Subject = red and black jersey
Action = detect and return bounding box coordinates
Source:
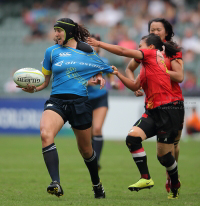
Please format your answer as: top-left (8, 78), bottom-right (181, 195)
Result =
top-left (161, 51), bottom-right (184, 101)
top-left (139, 49), bottom-right (175, 109)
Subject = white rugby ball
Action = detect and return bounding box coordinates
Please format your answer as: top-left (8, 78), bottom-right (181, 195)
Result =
top-left (13, 68), bottom-right (45, 88)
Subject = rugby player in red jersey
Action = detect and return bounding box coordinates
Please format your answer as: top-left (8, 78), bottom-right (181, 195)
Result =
top-left (87, 33), bottom-right (182, 199)
top-left (126, 18), bottom-right (184, 194)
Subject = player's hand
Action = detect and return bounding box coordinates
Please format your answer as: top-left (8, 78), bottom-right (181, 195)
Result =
top-left (111, 65), bottom-right (119, 76)
top-left (87, 37), bottom-right (100, 47)
top-left (16, 84), bottom-right (36, 93)
top-left (91, 73), bottom-right (105, 89)
top-left (134, 87), bottom-right (144, 97)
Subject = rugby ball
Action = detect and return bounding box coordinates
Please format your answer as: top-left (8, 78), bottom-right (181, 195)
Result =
top-left (13, 68), bottom-right (45, 88)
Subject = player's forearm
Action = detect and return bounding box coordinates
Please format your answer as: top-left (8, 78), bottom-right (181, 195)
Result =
top-left (34, 81), bottom-right (49, 92)
top-left (116, 72), bottom-right (140, 91)
top-left (98, 41), bottom-right (142, 59)
top-left (34, 75), bottom-right (50, 92)
top-left (125, 67), bottom-right (135, 81)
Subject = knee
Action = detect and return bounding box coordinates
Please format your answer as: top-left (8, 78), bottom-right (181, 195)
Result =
top-left (174, 142), bottom-right (180, 150)
top-left (125, 135), bottom-right (142, 151)
top-left (157, 152), bottom-right (174, 167)
top-left (92, 126), bottom-right (102, 136)
top-left (78, 145), bottom-right (93, 159)
top-left (40, 128), bottom-right (53, 143)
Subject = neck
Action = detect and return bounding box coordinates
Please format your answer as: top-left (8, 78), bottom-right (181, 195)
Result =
top-left (64, 38), bottom-right (77, 48)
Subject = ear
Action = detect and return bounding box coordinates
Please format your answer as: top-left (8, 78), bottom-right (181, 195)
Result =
top-left (149, 44), bottom-right (155, 49)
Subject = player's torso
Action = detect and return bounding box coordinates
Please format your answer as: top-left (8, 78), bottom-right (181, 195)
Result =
top-left (140, 49), bottom-right (174, 109)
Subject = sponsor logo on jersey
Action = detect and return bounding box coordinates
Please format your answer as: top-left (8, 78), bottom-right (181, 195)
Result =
top-left (55, 61), bottom-right (64, 66)
top-left (59, 52), bottom-right (71, 57)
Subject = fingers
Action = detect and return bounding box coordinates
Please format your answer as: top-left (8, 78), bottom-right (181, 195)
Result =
top-left (134, 90), bottom-right (144, 97)
top-left (99, 78), bottom-right (105, 89)
top-left (87, 37), bottom-right (98, 47)
top-left (111, 65), bottom-right (118, 75)
top-left (21, 84), bottom-right (36, 93)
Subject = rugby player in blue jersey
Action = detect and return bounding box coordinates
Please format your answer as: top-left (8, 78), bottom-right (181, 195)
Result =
top-left (88, 34), bottom-right (119, 171)
top-left (19, 18), bottom-right (113, 199)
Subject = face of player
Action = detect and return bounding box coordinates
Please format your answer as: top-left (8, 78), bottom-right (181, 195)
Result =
top-left (54, 28), bottom-right (65, 45)
top-left (149, 22), bottom-right (167, 42)
top-left (139, 39), bottom-right (155, 50)
top-left (139, 39), bottom-right (148, 49)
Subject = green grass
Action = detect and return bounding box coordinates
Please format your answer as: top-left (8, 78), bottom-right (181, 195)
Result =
top-left (0, 136), bottom-right (199, 206)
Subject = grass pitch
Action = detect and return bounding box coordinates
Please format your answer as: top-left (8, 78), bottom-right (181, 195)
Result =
top-left (0, 135), bottom-right (199, 206)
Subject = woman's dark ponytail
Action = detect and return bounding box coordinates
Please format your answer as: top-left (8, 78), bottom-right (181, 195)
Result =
top-left (163, 41), bottom-right (181, 58)
top-left (74, 24), bottom-right (90, 42)
top-left (143, 34), bottom-right (181, 58)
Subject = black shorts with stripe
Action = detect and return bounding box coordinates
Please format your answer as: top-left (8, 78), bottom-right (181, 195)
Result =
top-left (44, 96), bottom-right (92, 130)
top-left (134, 101), bottom-right (184, 144)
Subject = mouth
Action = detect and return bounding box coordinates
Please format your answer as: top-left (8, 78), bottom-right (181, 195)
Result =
top-left (55, 37), bottom-right (62, 44)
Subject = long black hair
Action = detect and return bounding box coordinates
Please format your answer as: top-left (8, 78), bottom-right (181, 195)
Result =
top-left (148, 18), bottom-right (174, 41)
top-left (74, 22), bottom-right (91, 42)
top-left (142, 33), bottom-right (181, 58)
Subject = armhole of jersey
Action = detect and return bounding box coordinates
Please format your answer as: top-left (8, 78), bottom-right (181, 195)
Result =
top-left (170, 57), bottom-right (182, 62)
top-left (139, 50), bottom-right (144, 60)
top-left (134, 59), bottom-right (141, 64)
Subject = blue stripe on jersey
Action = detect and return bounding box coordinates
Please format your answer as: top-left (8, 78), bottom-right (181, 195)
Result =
top-left (42, 44), bottom-right (113, 96)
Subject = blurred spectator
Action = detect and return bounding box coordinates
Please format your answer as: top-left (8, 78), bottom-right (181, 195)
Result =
top-left (148, 0), bottom-right (165, 17)
top-left (107, 22), bottom-right (128, 44)
top-left (186, 107), bottom-right (200, 135)
top-left (180, 70), bottom-right (197, 91)
top-left (183, 50), bottom-right (197, 72)
top-left (22, 2), bottom-right (49, 43)
top-left (56, 2), bottom-right (81, 24)
top-left (93, 3), bottom-right (124, 26)
top-left (181, 27), bottom-right (200, 53)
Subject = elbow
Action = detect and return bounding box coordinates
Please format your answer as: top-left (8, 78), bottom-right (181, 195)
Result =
top-left (178, 74), bottom-right (184, 83)
top-left (178, 78), bottom-right (183, 83)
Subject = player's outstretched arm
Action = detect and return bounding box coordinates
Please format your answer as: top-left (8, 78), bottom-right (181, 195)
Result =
top-left (87, 37), bottom-right (143, 59)
top-left (112, 66), bottom-right (140, 92)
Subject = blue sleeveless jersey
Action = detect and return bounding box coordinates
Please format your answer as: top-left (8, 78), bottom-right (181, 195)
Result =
top-left (42, 44), bottom-right (113, 96)
top-left (87, 57), bottom-right (110, 100)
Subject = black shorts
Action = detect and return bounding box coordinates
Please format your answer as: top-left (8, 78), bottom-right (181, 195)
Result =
top-left (89, 93), bottom-right (108, 111)
top-left (44, 96), bottom-right (92, 130)
top-left (134, 101), bottom-right (182, 144)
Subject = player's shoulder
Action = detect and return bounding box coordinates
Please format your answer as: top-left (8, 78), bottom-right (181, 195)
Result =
top-left (46, 44), bottom-right (61, 52)
top-left (77, 41), bottom-right (93, 53)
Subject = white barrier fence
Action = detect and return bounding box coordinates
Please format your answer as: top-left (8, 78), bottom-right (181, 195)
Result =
top-left (103, 96), bottom-right (199, 140)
